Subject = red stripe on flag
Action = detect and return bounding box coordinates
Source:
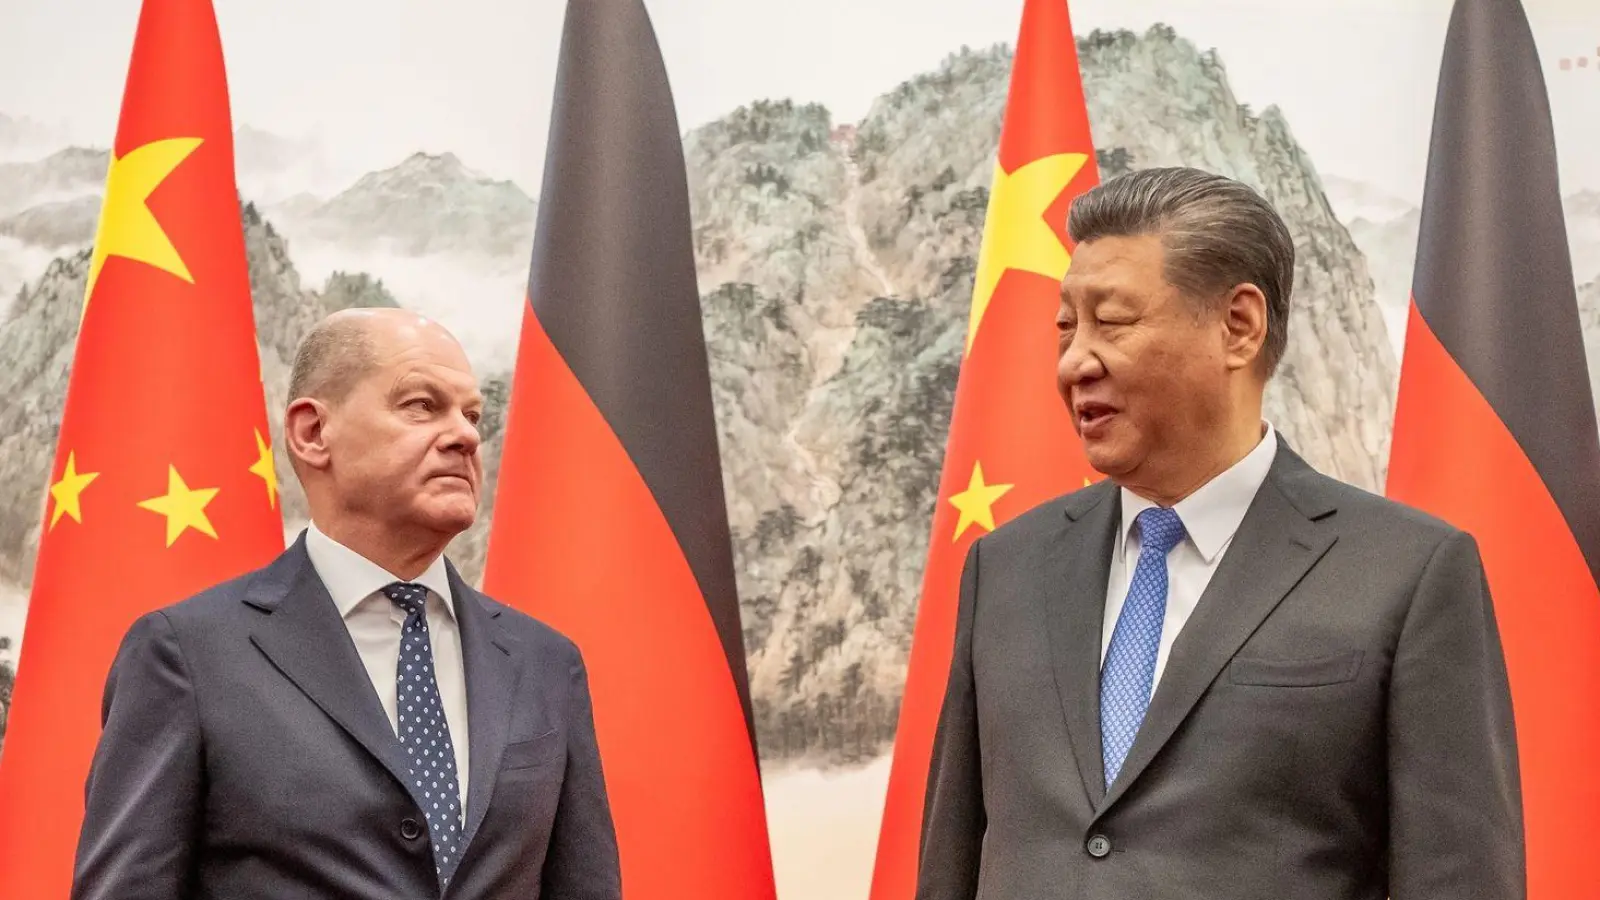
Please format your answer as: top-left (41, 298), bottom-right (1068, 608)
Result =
top-left (482, 305), bottom-right (775, 900)
top-left (1388, 299), bottom-right (1600, 896)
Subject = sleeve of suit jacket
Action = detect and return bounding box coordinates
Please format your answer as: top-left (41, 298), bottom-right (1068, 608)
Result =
top-left (541, 648), bottom-right (623, 900)
top-left (915, 539), bottom-right (986, 900)
top-left (1387, 529), bottom-right (1526, 898)
top-left (71, 611), bottom-right (203, 900)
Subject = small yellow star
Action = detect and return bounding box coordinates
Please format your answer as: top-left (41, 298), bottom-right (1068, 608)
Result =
top-left (248, 428), bottom-right (278, 509)
top-left (968, 152), bottom-right (1088, 352)
top-left (48, 452), bottom-right (100, 530)
top-left (84, 137), bottom-right (204, 315)
top-left (949, 460), bottom-right (1014, 541)
top-left (136, 465), bottom-right (219, 547)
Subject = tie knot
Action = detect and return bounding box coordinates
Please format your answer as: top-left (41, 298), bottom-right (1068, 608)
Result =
top-left (381, 581), bottom-right (429, 617)
top-left (1136, 506), bottom-right (1185, 554)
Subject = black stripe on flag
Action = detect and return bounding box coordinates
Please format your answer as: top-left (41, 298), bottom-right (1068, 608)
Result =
top-left (1410, 0), bottom-right (1600, 583)
top-left (525, 0), bottom-right (757, 749)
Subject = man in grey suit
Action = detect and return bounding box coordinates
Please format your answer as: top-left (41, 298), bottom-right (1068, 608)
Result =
top-left (71, 308), bottom-right (621, 899)
top-left (915, 167), bottom-right (1525, 899)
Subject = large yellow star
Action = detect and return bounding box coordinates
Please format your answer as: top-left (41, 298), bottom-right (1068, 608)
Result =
top-left (48, 452), bottom-right (100, 530)
top-left (249, 428), bottom-right (278, 509)
top-left (136, 465), bottom-right (219, 547)
top-left (84, 137), bottom-right (204, 312)
top-left (968, 152), bottom-right (1088, 353)
top-left (949, 460), bottom-right (1014, 541)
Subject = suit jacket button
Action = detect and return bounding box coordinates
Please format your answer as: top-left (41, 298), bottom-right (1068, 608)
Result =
top-left (1086, 834), bottom-right (1112, 858)
top-left (400, 818), bottom-right (422, 840)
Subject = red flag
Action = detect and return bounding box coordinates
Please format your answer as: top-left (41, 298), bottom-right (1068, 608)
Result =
top-left (0, 1), bottom-right (284, 893)
top-left (867, 2), bottom-right (1101, 898)
top-left (1385, 0), bottom-right (1600, 895)
top-left (480, 0), bottom-right (776, 897)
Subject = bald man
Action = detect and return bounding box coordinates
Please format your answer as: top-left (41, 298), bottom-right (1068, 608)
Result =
top-left (72, 310), bottom-right (621, 900)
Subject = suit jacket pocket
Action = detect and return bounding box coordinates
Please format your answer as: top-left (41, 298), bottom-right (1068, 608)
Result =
top-left (1227, 650), bottom-right (1363, 687)
top-left (502, 729), bottom-right (561, 771)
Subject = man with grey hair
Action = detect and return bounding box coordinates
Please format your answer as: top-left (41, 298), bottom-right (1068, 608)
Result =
top-left (915, 167), bottom-right (1524, 899)
top-left (72, 308), bottom-right (622, 899)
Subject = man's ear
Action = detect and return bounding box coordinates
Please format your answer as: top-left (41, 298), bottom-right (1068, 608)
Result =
top-left (284, 397), bottom-right (333, 471)
top-left (1220, 282), bottom-right (1269, 373)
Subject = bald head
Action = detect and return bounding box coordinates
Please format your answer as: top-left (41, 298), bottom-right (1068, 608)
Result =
top-left (283, 307), bottom-right (484, 574)
top-left (288, 308), bottom-right (466, 406)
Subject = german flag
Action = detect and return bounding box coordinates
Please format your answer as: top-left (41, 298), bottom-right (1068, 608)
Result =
top-left (478, 0), bottom-right (776, 897)
top-left (0, 0), bottom-right (284, 893)
top-left (1385, 0), bottom-right (1600, 895)
top-left (867, 1), bottom-right (1101, 898)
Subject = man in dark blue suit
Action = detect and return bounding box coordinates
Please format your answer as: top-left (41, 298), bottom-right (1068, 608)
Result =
top-left (71, 308), bottom-right (621, 899)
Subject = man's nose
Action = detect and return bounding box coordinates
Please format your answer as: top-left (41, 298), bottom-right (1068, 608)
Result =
top-left (443, 410), bottom-right (481, 454)
top-left (1058, 329), bottom-right (1104, 385)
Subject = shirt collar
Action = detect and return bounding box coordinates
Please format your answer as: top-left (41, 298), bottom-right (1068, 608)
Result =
top-left (1115, 422), bottom-right (1279, 564)
top-left (304, 521), bottom-right (455, 620)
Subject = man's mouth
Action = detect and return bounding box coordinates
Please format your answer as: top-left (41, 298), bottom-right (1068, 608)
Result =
top-left (1074, 401), bottom-right (1117, 434)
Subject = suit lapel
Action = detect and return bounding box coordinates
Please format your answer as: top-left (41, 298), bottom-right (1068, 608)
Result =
top-left (245, 536), bottom-right (418, 798)
top-left (449, 563), bottom-right (522, 859)
top-left (1044, 482), bottom-right (1120, 808)
top-left (1096, 446), bottom-right (1338, 813)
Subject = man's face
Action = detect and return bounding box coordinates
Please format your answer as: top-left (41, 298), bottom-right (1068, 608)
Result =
top-left (323, 321), bottom-right (485, 539)
top-left (1055, 233), bottom-right (1233, 485)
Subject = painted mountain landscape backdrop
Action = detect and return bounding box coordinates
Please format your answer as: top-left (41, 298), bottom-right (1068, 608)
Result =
top-left (1, 24), bottom-right (1598, 770)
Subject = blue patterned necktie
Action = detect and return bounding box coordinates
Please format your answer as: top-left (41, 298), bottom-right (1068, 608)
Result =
top-left (383, 581), bottom-right (464, 887)
top-left (1100, 506), bottom-right (1186, 789)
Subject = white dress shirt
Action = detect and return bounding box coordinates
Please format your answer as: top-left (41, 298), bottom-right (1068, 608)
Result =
top-left (1100, 423), bottom-right (1279, 688)
top-left (304, 522), bottom-right (470, 809)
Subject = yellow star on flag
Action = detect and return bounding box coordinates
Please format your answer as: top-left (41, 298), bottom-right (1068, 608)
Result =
top-left (249, 428), bottom-right (278, 509)
top-left (84, 137), bottom-right (204, 312)
top-left (48, 452), bottom-right (99, 530)
top-left (137, 464), bottom-right (220, 547)
top-left (949, 460), bottom-right (1014, 541)
top-left (968, 152), bottom-right (1088, 353)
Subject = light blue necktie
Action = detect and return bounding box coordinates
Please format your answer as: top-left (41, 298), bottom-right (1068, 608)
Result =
top-left (1100, 507), bottom-right (1186, 789)
top-left (384, 581), bottom-right (464, 887)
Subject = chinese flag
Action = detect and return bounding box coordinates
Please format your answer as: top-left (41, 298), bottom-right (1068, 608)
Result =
top-left (1385, 0), bottom-right (1600, 896)
top-left (867, 1), bottom-right (1101, 898)
top-left (0, 1), bottom-right (284, 893)
top-left (479, 0), bottom-right (776, 898)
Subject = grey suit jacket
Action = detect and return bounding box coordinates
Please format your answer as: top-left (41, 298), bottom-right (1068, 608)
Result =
top-left (916, 437), bottom-right (1525, 900)
top-left (71, 533), bottom-right (621, 900)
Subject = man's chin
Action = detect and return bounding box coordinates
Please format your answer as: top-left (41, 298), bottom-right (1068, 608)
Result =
top-left (1082, 442), bottom-right (1131, 480)
top-left (416, 501), bottom-right (478, 536)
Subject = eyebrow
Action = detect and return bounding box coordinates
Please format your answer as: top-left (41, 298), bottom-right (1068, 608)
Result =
top-left (392, 377), bottom-right (484, 408)
top-left (1060, 281), bottom-right (1119, 302)
top-left (389, 375), bottom-right (436, 398)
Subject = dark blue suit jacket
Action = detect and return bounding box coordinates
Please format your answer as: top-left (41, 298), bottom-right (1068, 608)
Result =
top-left (71, 532), bottom-right (621, 899)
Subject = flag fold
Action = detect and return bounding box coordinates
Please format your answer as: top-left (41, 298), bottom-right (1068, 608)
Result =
top-left (480, 1), bottom-right (776, 897)
top-left (868, 2), bottom-right (1102, 898)
top-left (0, 1), bottom-right (284, 893)
top-left (1386, 0), bottom-right (1600, 895)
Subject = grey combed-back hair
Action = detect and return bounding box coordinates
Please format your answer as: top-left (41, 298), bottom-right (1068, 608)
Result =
top-left (1066, 166), bottom-right (1295, 375)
